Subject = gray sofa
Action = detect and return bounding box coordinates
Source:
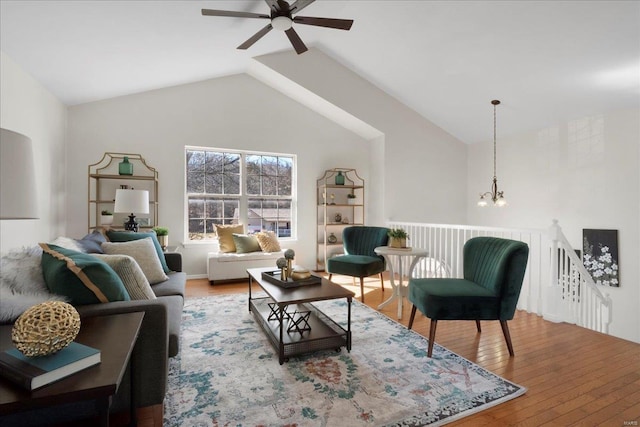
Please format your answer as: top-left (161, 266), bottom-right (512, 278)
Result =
top-left (0, 251), bottom-right (186, 425)
top-left (75, 252), bottom-right (186, 409)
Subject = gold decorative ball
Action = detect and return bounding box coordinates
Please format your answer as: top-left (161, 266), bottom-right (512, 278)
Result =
top-left (12, 301), bottom-right (81, 357)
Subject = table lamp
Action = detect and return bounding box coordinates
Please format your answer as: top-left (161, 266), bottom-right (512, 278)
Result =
top-left (114, 189), bottom-right (149, 232)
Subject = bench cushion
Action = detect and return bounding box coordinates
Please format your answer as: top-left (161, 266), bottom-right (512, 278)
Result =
top-left (207, 250), bottom-right (285, 283)
top-left (214, 251), bottom-right (282, 262)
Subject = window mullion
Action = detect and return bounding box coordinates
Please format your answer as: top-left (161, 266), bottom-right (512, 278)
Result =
top-left (238, 153), bottom-right (248, 227)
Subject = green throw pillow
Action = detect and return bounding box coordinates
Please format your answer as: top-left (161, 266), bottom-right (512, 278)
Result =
top-left (232, 234), bottom-right (261, 254)
top-left (106, 230), bottom-right (170, 273)
top-left (39, 243), bottom-right (130, 305)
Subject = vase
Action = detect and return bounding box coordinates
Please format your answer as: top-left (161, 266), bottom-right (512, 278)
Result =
top-left (335, 171), bottom-right (345, 185)
top-left (347, 198), bottom-right (357, 205)
top-left (119, 157), bottom-right (133, 175)
top-left (334, 213), bottom-right (342, 223)
top-left (157, 235), bottom-right (168, 250)
top-left (100, 215), bottom-right (114, 226)
top-left (389, 237), bottom-right (407, 248)
top-left (328, 232), bottom-right (338, 244)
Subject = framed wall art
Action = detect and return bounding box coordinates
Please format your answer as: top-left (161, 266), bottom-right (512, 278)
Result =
top-left (582, 229), bottom-right (619, 287)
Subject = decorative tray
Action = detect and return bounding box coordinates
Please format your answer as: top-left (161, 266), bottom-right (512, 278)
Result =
top-left (261, 271), bottom-right (322, 288)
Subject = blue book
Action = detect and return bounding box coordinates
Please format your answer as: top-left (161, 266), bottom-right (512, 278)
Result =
top-left (0, 342), bottom-right (101, 390)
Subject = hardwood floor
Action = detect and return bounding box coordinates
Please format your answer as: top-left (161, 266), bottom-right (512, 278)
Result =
top-left (133, 275), bottom-right (640, 427)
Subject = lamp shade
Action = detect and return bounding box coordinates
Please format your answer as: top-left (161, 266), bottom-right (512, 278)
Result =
top-left (477, 196), bottom-right (489, 207)
top-left (0, 128), bottom-right (39, 219)
top-left (114, 189), bottom-right (149, 214)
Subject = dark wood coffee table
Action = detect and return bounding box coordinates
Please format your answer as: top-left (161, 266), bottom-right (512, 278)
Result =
top-left (247, 267), bottom-right (355, 364)
top-left (0, 312), bottom-right (144, 427)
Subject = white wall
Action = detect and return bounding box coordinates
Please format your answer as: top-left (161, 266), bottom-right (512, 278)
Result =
top-left (0, 51), bottom-right (67, 252)
top-left (254, 49), bottom-right (468, 225)
top-left (66, 74), bottom-right (371, 275)
top-left (467, 108), bottom-right (640, 343)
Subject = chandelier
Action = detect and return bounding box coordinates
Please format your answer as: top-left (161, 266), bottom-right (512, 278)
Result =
top-left (478, 100), bottom-right (507, 207)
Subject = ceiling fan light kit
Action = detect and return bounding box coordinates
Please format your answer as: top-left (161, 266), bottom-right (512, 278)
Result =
top-left (478, 100), bottom-right (507, 207)
top-left (202, 0), bottom-right (354, 55)
top-left (271, 16), bottom-right (293, 31)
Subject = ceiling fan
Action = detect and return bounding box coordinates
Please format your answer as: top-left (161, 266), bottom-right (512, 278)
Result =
top-left (202, 0), bottom-right (354, 54)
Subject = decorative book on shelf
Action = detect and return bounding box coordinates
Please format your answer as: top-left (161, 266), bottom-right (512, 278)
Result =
top-left (0, 342), bottom-right (101, 390)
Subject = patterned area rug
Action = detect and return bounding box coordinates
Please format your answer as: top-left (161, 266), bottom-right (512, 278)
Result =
top-left (165, 294), bottom-right (526, 426)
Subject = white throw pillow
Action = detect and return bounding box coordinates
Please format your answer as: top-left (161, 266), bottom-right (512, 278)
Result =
top-left (50, 236), bottom-right (85, 253)
top-left (0, 245), bottom-right (68, 322)
top-left (0, 245), bottom-right (48, 294)
top-left (91, 254), bottom-right (156, 300)
top-left (0, 287), bottom-right (68, 323)
top-left (101, 238), bottom-right (169, 285)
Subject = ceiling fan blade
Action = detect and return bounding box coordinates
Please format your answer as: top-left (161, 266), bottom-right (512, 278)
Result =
top-left (290, 0), bottom-right (316, 15)
top-left (285, 28), bottom-right (308, 54)
top-left (293, 16), bottom-right (353, 30)
top-left (237, 24), bottom-right (274, 50)
top-left (201, 9), bottom-right (270, 19)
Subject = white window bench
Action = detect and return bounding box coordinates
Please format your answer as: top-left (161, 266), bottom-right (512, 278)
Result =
top-left (207, 250), bottom-right (285, 285)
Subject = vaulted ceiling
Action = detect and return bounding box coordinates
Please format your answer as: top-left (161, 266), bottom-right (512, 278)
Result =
top-left (1, 1), bottom-right (638, 144)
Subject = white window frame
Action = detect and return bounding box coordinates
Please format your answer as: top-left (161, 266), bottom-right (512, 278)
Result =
top-left (184, 146), bottom-right (297, 243)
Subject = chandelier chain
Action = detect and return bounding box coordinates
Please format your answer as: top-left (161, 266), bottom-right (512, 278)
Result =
top-left (493, 101), bottom-right (497, 179)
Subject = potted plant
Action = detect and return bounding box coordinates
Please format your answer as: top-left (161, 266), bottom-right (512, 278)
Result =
top-left (153, 226), bottom-right (169, 250)
top-left (347, 193), bottom-right (357, 205)
top-left (387, 228), bottom-right (409, 248)
top-left (100, 210), bottom-right (114, 226)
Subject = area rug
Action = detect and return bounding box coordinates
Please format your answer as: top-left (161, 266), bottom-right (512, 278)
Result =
top-left (164, 294), bottom-right (526, 426)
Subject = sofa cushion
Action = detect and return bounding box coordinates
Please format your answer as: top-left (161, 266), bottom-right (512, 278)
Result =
top-left (92, 254), bottom-right (156, 300)
top-left (255, 231), bottom-right (281, 252)
top-left (102, 238), bottom-right (169, 285)
top-left (39, 243), bottom-right (130, 305)
top-left (232, 233), bottom-right (261, 254)
top-left (215, 224), bottom-right (244, 253)
top-left (106, 230), bottom-right (170, 273)
top-left (151, 271), bottom-right (186, 298)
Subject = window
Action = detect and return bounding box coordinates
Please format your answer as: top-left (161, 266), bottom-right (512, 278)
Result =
top-left (186, 148), bottom-right (295, 241)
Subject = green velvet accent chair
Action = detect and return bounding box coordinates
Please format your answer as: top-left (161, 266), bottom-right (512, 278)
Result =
top-left (408, 236), bottom-right (529, 357)
top-left (327, 226), bottom-right (389, 303)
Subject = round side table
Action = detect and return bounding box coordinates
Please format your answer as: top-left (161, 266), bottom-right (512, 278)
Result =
top-left (374, 246), bottom-right (429, 319)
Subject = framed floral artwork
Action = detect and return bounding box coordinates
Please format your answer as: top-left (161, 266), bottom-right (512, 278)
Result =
top-left (582, 229), bottom-right (619, 287)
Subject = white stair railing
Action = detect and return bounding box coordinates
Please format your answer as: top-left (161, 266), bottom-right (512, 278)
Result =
top-left (386, 220), bottom-right (612, 334)
top-left (549, 220), bottom-right (612, 333)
